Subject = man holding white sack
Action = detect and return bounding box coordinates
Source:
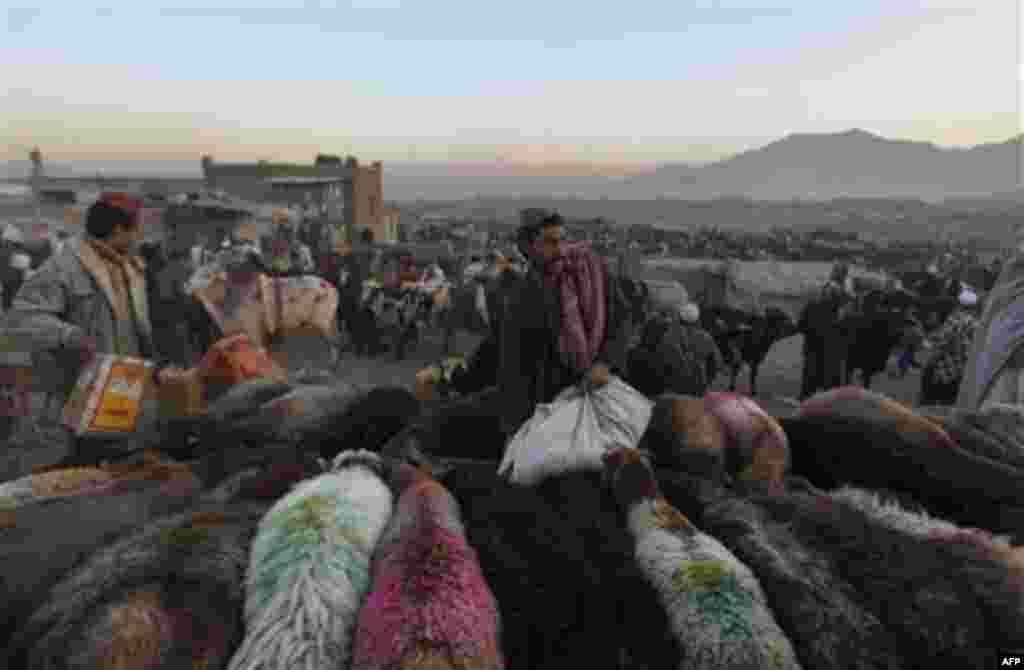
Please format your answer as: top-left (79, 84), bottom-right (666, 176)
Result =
top-left (6, 193), bottom-right (170, 465)
top-left (494, 212), bottom-right (651, 485)
top-left (496, 211), bottom-right (633, 439)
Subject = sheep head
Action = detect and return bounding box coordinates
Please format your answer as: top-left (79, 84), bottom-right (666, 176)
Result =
top-left (604, 447), bottom-right (695, 535)
top-left (603, 447), bottom-right (660, 506)
top-left (323, 449), bottom-right (386, 479)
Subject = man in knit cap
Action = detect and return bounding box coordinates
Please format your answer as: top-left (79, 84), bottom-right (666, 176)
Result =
top-left (7, 193), bottom-right (171, 464)
top-left (440, 210), bottom-right (631, 437)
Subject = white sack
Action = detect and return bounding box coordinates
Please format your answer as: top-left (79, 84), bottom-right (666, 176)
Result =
top-left (498, 375), bottom-right (653, 486)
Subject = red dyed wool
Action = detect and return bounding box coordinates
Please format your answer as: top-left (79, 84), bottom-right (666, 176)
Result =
top-left (351, 478), bottom-right (503, 670)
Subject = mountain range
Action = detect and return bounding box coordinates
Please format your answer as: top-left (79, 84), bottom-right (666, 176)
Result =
top-left (597, 129), bottom-right (1023, 202)
top-left (2, 129), bottom-right (1021, 203)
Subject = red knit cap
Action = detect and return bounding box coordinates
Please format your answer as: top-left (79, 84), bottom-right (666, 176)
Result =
top-left (97, 192), bottom-right (143, 220)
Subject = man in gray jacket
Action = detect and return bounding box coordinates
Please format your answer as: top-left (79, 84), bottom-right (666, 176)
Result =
top-left (6, 193), bottom-right (168, 465)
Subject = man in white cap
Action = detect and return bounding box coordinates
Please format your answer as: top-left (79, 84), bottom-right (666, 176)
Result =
top-left (919, 286), bottom-right (981, 406)
top-left (626, 300), bottom-right (722, 397)
top-left (678, 301), bottom-right (724, 388)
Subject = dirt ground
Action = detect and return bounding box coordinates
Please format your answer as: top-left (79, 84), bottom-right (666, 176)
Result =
top-left (0, 325), bottom-right (923, 483)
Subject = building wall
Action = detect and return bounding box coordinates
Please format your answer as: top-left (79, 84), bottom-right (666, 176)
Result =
top-left (34, 176), bottom-right (206, 196)
top-left (203, 156), bottom-right (381, 234)
top-left (347, 161), bottom-right (383, 230)
top-left (370, 206), bottom-right (400, 243)
top-left (205, 175), bottom-right (272, 202)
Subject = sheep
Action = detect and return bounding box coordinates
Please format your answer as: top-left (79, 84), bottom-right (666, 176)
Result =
top-left (638, 393), bottom-right (788, 493)
top-left (351, 461), bottom-right (503, 670)
top-left (226, 449), bottom-right (394, 670)
top-left (312, 385), bottom-right (422, 462)
top-left (5, 450), bottom-right (201, 509)
top-left (397, 386), bottom-right (507, 462)
top-left (0, 454), bottom-right (319, 667)
top-left (5, 500), bottom-right (271, 670)
top-left (0, 470), bottom-right (206, 651)
top-left (659, 474), bottom-right (904, 670)
top-left (827, 485), bottom-right (1024, 593)
top-left (0, 466), bottom-right (116, 507)
top-left (383, 447), bottom-right (680, 670)
top-left (797, 385), bottom-right (957, 450)
top-left (603, 447), bottom-right (803, 670)
top-left (204, 377), bottom-right (296, 427)
top-left (672, 468), bottom-right (1024, 670)
top-left (209, 381), bottom-right (362, 446)
top-left (778, 413), bottom-right (1024, 542)
top-left (639, 395), bottom-right (727, 480)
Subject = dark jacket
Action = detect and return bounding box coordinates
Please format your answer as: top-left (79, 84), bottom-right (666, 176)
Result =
top-left (493, 262), bottom-right (630, 437)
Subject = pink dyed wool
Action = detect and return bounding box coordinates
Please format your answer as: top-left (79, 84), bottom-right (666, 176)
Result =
top-left (704, 392), bottom-right (789, 490)
top-left (799, 386), bottom-right (958, 450)
top-left (352, 480), bottom-right (504, 670)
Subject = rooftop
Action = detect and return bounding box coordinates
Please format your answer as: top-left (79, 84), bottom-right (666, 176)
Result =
top-left (266, 176), bottom-right (349, 186)
top-left (204, 162), bottom-right (353, 179)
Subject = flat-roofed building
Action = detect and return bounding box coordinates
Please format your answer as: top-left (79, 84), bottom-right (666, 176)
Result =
top-left (201, 155), bottom-right (392, 241)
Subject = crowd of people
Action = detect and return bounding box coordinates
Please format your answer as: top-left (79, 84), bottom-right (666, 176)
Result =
top-left (0, 192), bottom-right (1019, 470)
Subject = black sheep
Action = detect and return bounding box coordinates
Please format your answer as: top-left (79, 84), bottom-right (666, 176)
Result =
top-left (431, 461), bottom-right (682, 670)
top-left (0, 475), bottom-right (207, 653)
top-left (656, 467), bottom-right (1024, 670)
top-left (778, 414), bottom-right (1024, 542)
top-left (311, 385), bottom-right (422, 462)
top-left (385, 386), bottom-right (508, 463)
top-left (2, 459), bottom-right (309, 670)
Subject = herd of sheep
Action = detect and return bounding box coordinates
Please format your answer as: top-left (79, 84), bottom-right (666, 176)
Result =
top-left (1, 378), bottom-right (1023, 669)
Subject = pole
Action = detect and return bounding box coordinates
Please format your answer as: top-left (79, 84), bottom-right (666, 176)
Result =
top-left (29, 148), bottom-right (43, 229)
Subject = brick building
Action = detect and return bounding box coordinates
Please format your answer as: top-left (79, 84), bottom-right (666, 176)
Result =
top-left (201, 155), bottom-right (396, 242)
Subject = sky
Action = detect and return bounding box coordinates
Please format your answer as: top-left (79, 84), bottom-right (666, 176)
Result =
top-left (1, 0), bottom-right (1020, 170)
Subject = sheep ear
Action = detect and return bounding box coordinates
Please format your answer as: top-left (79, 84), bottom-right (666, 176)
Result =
top-left (427, 461), bottom-right (454, 480)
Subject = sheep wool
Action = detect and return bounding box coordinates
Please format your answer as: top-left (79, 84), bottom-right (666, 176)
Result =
top-left (798, 386), bottom-right (957, 450)
top-left (829, 486), bottom-right (1024, 592)
top-left (227, 449), bottom-right (394, 670)
top-left (605, 447), bottom-right (802, 670)
top-left (8, 503), bottom-right (263, 670)
top-left (0, 467), bottom-right (116, 508)
top-left (352, 462), bottom-right (503, 670)
top-left (703, 392), bottom-right (789, 492)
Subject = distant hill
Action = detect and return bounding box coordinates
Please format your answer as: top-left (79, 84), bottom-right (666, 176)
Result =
top-left (594, 129), bottom-right (1023, 202)
top-left (3, 129), bottom-right (1020, 203)
top-left (0, 158), bottom-right (632, 200)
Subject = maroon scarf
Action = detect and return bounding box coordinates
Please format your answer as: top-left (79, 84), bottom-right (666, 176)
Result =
top-left (538, 240), bottom-right (608, 373)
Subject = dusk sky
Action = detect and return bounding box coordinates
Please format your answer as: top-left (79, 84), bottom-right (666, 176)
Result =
top-left (2, 1), bottom-right (1019, 170)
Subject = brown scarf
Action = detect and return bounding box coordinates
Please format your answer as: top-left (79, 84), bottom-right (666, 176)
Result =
top-left (84, 237), bottom-right (147, 354)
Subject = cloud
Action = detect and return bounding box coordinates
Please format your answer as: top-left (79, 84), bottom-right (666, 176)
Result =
top-left (155, 3), bottom-right (794, 40)
top-left (5, 8), bottom-right (41, 33)
top-left (1, 2), bottom-right (1016, 164)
